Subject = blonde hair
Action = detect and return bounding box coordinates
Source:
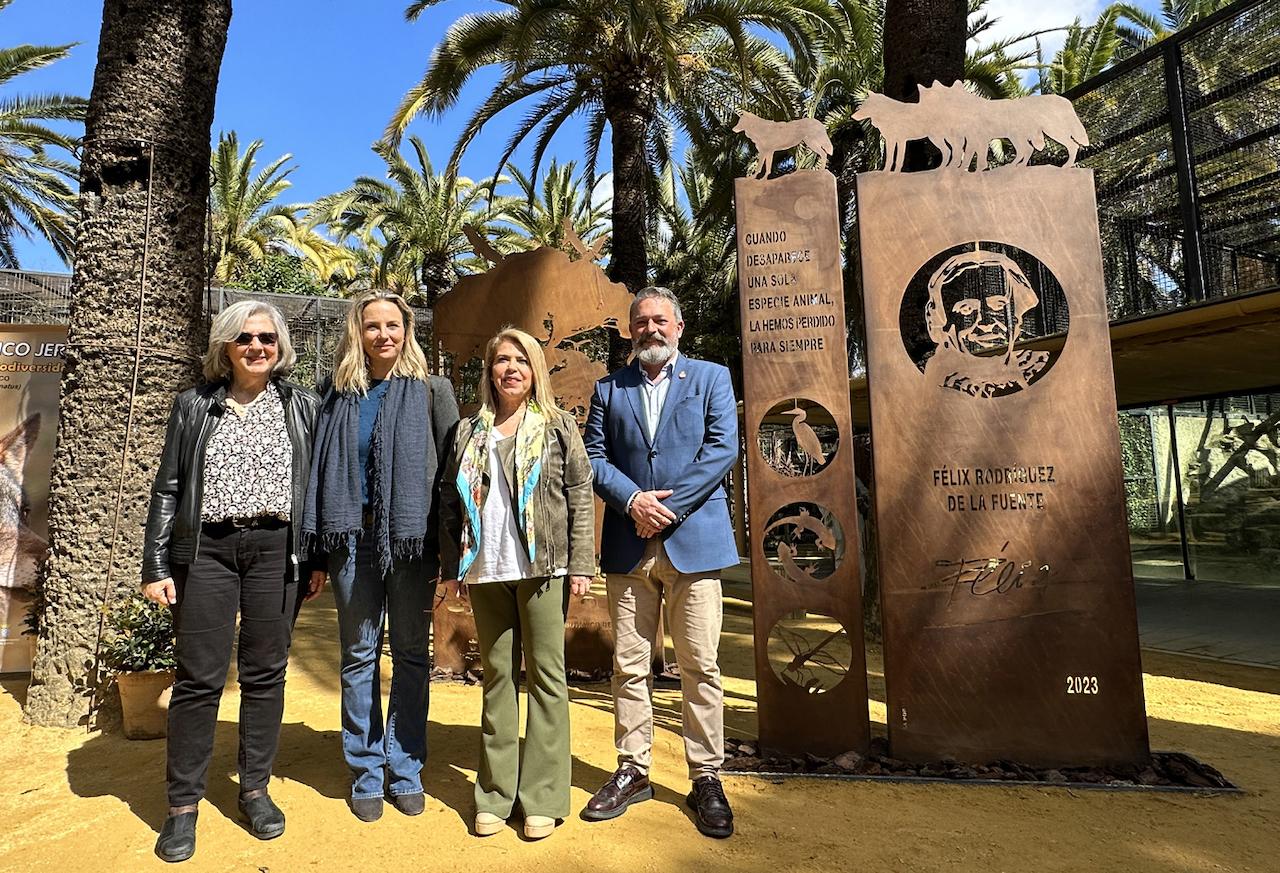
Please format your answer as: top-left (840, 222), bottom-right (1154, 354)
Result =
top-left (332, 290), bottom-right (430, 394)
top-left (202, 299), bottom-right (296, 382)
top-left (478, 327), bottom-right (562, 417)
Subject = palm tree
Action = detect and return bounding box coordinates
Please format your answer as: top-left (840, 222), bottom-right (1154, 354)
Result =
top-left (26, 0), bottom-right (232, 728)
top-left (0, 0), bottom-right (87, 267)
top-left (965, 0), bottom-right (1047, 98)
top-left (650, 158), bottom-right (737, 366)
top-left (883, 0), bottom-right (967, 102)
top-left (1040, 8), bottom-right (1124, 94)
top-left (504, 159), bottom-right (609, 253)
top-left (209, 131), bottom-right (341, 286)
top-left (387, 0), bottom-right (837, 365)
top-left (318, 136), bottom-right (515, 311)
top-left (1110, 0), bottom-right (1238, 56)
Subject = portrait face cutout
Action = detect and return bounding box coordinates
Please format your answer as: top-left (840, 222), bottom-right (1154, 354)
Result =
top-left (900, 242), bottom-right (1069, 398)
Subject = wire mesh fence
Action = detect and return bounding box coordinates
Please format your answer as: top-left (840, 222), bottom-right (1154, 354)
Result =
top-left (0, 274), bottom-right (430, 390)
top-left (212, 289), bottom-right (430, 389)
top-left (0, 270), bottom-right (73, 325)
top-left (1069, 0), bottom-right (1280, 320)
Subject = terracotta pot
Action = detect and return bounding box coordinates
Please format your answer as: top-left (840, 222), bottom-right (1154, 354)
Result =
top-left (117, 669), bottom-right (174, 740)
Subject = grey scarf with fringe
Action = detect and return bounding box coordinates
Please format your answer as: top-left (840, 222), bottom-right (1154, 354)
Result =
top-left (302, 376), bottom-right (430, 576)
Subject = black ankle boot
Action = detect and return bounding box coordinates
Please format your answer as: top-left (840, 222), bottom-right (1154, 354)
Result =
top-left (238, 793), bottom-right (286, 840)
top-left (155, 811), bottom-right (198, 862)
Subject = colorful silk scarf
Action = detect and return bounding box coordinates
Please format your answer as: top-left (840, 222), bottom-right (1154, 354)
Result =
top-left (455, 401), bottom-right (546, 580)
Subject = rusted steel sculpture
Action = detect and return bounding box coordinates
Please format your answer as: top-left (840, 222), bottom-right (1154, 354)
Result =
top-left (733, 111), bottom-right (834, 177)
top-left (855, 86), bottom-right (1149, 766)
top-left (733, 113), bottom-right (871, 756)
top-left (852, 81), bottom-right (1090, 172)
top-left (435, 221), bottom-right (632, 385)
top-left (431, 223), bottom-right (631, 674)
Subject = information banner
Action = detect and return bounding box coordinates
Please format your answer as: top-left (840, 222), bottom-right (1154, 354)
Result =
top-left (0, 325), bottom-right (66, 674)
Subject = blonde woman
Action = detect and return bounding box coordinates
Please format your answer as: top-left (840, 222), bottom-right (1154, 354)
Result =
top-left (440, 327), bottom-right (595, 840)
top-left (301, 290), bottom-right (459, 822)
top-left (142, 300), bottom-right (320, 862)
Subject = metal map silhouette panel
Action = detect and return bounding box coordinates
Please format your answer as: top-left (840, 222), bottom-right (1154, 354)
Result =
top-left (432, 222), bottom-right (629, 674)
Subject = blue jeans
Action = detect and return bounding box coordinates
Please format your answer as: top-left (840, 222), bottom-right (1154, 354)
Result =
top-left (329, 532), bottom-right (434, 800)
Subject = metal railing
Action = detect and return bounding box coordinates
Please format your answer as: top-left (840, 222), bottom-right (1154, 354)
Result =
top-left (1068, 0), bottom-right (1280, 321)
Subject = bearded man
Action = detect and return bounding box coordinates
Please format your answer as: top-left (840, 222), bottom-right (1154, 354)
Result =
top-left (581, 286), bottom-right (740, 838)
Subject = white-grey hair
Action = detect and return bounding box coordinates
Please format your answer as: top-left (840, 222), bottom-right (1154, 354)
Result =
top-left (202, 299), bottom-right (296, 382)
top-left (630, 285), bottom-right (683, 323)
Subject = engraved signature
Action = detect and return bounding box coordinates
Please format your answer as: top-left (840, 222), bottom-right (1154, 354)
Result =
top-left (927, 541), bottom-right (1050, 597)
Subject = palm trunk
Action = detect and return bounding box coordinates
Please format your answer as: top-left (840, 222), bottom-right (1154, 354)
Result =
top-left (605, 96), bottom-right (651, 370)
top-left (883, 0), bottom-right (967, 171)
top-left (420, 256), bottom-right (453, 373)
top-left (24, 0), bottom-right (232, 728)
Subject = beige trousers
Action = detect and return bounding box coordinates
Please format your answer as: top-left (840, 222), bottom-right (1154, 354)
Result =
top-left (607, 539), bottom-right (724, 779)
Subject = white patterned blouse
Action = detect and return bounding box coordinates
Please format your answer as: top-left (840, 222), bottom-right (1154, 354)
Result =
top-left (200, 382), bottom-right (293, 523)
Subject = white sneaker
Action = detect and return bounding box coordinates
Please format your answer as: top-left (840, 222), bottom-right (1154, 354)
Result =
top-left (523, 815), bottom-right (555, 839)
top-left (475, 812), bottom-right (505, 836)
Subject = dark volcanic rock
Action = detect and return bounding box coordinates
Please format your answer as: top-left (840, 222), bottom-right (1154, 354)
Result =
top-left (721, 737), bottom-right (1235, 791)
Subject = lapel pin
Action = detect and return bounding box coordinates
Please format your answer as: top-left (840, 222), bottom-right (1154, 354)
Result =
top-left (678, 370), bottom-right (687, 379)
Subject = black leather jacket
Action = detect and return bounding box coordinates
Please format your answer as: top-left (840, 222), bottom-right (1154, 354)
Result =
top-left (142, 378), bottom-right (320, 584)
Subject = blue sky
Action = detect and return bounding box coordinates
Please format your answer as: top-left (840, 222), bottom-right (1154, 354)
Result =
top-left (6, 0), bottom-right (1164, 270)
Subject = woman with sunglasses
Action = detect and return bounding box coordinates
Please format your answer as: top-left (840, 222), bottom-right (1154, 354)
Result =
top-left (142, 300), bottom-right (321, 863)
top-left (302, 290), bottom-right (458, 822)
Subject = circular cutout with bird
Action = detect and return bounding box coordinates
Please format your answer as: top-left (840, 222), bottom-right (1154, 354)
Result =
top-left (757, 397), bottom-right (838, 478)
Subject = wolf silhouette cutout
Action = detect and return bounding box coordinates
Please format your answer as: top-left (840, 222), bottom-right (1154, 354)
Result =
top-left (0, 414), bottom-right (48, 591)
top-left (852, 83), bottom-right (1090, 172)
top-left (733, 111), bottom-right (834, 178)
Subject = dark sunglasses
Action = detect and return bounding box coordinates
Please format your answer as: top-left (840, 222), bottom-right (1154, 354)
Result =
top-left (234, 331), bottom-right (278, 346)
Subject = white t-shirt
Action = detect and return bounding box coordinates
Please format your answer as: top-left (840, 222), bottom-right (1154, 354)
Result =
top-left (469, 433), bottom-right (534, 584)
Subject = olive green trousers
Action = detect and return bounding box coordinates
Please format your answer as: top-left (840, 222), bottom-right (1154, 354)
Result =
top-left (468, 577), bottom-right (571, 819)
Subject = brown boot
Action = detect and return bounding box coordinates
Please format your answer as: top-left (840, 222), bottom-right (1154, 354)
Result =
top-left (582, 764), bottom-right (653, 821)
top-left (687, 775), bottom-right (733, 838)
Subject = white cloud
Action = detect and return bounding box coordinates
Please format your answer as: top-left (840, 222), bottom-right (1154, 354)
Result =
top-left (971, 0), bottom-right (1107, 65)
top-left (591, 172), bottom-right (613, 210)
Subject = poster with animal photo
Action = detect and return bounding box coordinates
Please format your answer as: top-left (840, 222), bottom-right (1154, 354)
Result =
top-left (0, 325), bottom-right (66, 674)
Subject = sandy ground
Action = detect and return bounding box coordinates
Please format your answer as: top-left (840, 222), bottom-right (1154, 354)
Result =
top-left (1, 589), bottom-right (1276, 873)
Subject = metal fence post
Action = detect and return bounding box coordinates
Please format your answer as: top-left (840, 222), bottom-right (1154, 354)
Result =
top-left (1163, 42), bottom-right (1209, 305)
top-left (1166, 403), bottom-right (1195, 581)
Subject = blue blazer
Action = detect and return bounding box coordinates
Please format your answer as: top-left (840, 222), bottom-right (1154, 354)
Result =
top-left (584, 356), bottom-right (740, 575)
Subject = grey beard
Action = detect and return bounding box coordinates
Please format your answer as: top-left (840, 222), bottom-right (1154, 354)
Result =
top-left (635, 338), bottom-right (677, 367)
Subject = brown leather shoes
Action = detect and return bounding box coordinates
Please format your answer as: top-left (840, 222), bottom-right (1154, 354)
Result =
top-left (687, 775), bottom-right (734, 838)
top-left (582, 764), bottom-right (654, 821)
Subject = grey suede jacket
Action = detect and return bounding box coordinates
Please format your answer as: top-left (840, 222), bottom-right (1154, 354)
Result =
top-left (439, 409), bottom-right (596, 582)
top-left (142, 379), bottom-right (320, 583)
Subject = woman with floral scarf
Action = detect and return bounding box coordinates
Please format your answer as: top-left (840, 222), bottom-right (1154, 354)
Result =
top-left (439, 327), bottom-right (595, 840)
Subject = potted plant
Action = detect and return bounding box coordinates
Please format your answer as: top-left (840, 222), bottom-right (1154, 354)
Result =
top-left (102, 594), bottom-right (177, 740)
top-left (20, 583), bottom-right (41, 669)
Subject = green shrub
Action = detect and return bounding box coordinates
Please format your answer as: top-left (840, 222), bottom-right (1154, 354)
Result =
top-left (101, 595), bottom-right (177, 672)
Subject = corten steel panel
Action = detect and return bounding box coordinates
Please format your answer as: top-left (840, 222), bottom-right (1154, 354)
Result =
top-left (856, 167), bottom-right (1150, 766)
top-left (735, 169), bottom-right (871, 756)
